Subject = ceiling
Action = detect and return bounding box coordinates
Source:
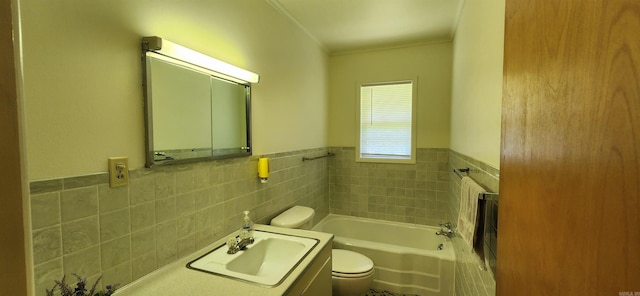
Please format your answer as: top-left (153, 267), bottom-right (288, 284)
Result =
top-left (267, 0), bottom-right (464, 54)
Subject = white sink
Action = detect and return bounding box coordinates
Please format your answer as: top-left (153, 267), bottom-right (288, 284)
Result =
top-left (187, 230), bottom-right (318, 286)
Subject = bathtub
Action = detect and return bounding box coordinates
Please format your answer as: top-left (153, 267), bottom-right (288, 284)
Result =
top-left (312, 214), bottom-right (455, 296)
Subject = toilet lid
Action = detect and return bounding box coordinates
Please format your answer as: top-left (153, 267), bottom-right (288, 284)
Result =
top-left (332, 249), bottom-right (374, 274)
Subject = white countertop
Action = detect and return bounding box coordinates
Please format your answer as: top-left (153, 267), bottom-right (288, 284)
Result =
top-left (115, 225), bottom-right (333, 296)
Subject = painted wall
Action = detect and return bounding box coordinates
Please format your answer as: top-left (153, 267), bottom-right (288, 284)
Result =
top-left (450, 0), bottom-right (505, 168)
top-left (328, 43), bottom-right (453, 148)
top-left (20, 0), bottom-right (328, 181)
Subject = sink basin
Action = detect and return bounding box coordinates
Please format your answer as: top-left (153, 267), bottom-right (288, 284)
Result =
top-left (187, 230), bottom-right (318, 286)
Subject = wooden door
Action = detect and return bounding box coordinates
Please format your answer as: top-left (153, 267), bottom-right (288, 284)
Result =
top-left (0, 0), bottom-right (29, 294)
top-left (499, 0), bottom-right (640, 295)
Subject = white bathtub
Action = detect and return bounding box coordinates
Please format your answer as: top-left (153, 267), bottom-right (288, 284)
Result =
top-left (312, 214), bottom-right (455, 296)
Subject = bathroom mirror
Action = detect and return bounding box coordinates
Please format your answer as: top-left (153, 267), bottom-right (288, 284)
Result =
top-left (142, 37), bottom-right (255, 167)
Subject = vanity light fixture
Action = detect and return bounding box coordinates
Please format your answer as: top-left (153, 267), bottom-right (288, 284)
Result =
top-left (142, 36), bottom-right (259, 84)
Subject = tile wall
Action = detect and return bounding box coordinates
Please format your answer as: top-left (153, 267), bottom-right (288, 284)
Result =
top-left (29, 148), bottom-right (329, 295)
top-left (328, 147), bottom-right (451, 226)
top-left (30, 146), bottom-right (498, 296)
top-left (448, 150), bottom-right (499, 296)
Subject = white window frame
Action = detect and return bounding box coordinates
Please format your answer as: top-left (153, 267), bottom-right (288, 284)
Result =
top-left (355, 78), bottom-right (418, 164)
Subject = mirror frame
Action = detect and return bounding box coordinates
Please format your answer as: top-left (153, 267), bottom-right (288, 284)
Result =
top-left (141, 36), bottom-right (256, 167)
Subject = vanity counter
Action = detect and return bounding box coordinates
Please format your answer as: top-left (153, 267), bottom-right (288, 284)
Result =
top-left (115, 224), bottom-right (333, 296)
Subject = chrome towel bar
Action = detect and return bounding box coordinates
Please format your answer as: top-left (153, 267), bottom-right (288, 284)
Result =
top-left (454, 168), bottom-right (499, 200)
top-left (302, 152), bottom-right (335, 161)
top-left (453, 168), bottom-right (470, 178)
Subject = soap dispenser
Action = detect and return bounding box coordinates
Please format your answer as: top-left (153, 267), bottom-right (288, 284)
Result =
top-left (242, 210), bottom-right (254, 238)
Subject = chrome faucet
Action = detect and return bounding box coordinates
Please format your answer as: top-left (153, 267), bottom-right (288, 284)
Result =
top-left (226, 231), bottom-right (255, 254)
top-left (436, 222), bottom-right (455, 238)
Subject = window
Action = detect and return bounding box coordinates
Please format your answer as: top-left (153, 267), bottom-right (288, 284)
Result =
top-left (356, 80), bottom-right (416, 163)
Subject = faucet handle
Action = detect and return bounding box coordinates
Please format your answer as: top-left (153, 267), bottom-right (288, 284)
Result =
top-left (226, 237), bottom-right (239, 254)
top-left (227, 237), bottom-right (238, 248)
top-left (439, 222), bottom-right (452, 229)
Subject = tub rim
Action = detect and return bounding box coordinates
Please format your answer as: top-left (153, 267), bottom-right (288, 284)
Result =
top-left (313, 214), bottom-right (456, 261)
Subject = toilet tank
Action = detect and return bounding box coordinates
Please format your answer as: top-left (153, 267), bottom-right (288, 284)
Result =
top-left (270, 206), bottom-right (315, 229)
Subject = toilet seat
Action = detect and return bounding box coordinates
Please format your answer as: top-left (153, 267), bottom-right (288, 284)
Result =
top-left (332, 249), bottom-right (374, 278)
top-left (332, 269), bottom-right (374, 279)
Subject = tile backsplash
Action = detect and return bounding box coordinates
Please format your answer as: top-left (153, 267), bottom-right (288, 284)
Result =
top-left (328, 147), bottom-right (451, 226)
top-left (29, 148), bottom-right (329, 295)
top-left (30, 146), bottom-right (497, 295)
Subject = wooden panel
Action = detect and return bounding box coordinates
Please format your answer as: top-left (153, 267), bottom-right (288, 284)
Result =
top-left (498, 0), bottom-right (640, 295)
top-left (0, 0), bottom-right (28, 294)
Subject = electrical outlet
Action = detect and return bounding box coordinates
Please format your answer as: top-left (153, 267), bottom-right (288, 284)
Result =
top-left (108, 156), bottom-right (129, 187)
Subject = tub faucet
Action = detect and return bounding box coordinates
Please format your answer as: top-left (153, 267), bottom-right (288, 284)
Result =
top-left (436, 222), bottom-right (455, 238)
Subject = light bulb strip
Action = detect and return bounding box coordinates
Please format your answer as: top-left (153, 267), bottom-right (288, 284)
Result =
top-left (142, 36), bottom-right (259, 83)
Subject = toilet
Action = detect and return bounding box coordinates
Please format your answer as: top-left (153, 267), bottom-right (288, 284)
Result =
top-left (331, 249), bottom-right (375, 296)
top-left (271, 206), bottom-right (374, 296)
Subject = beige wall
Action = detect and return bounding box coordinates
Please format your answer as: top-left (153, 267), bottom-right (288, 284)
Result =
top-left (20, 0), bottom-right (328, 180)
top-left (328, 43), bottom-right (452, 148)
top-left (450, 0), bottom-right (505, 168)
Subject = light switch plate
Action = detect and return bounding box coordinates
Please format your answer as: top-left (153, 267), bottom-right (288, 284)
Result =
top-left (108, 156), bottom-right (129, 187)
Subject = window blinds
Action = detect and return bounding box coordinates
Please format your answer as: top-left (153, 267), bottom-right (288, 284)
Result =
top-left (359, 82), bottom-right (413, 159)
